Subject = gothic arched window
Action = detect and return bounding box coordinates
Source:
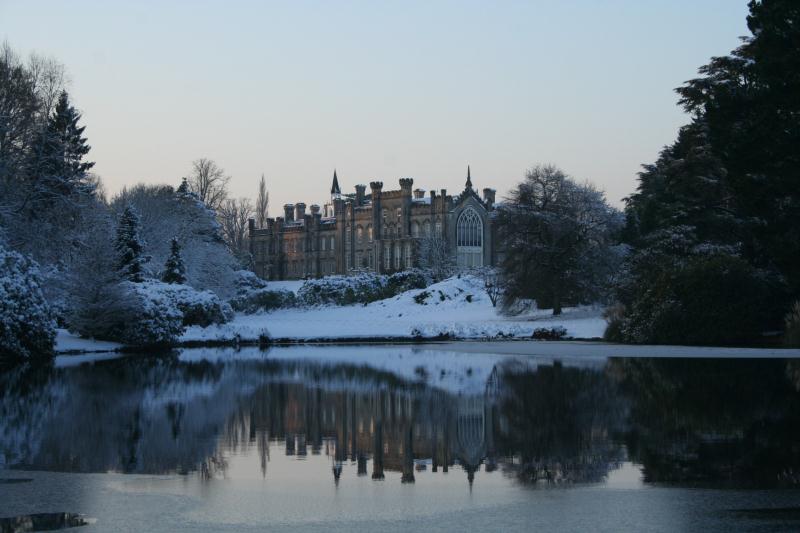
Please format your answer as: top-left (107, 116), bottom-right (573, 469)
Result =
top-left (456, 207), bottom-right (483, 268)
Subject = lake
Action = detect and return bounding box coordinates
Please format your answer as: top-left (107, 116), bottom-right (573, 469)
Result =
top-left (1, 343), bottom-right (799, 532)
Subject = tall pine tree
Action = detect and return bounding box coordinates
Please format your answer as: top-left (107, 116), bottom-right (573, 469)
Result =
top-left (162, 238), bottom-right (187, 284)
top-left (115, 205), bottom-right (147, 283)
top-left (33, 90), bottom-right (95, 206)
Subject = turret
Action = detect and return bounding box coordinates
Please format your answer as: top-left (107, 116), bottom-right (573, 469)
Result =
top-left (283, 204), bottom-right (294, 222)
top-left (310, 204), bottom-right (320, 215)
top-left (399, 177), bottom-right (413, 194)
top-left (295, 202), bottom-right (306, 220)
top-left (355, 184), bottom-right (366, 206)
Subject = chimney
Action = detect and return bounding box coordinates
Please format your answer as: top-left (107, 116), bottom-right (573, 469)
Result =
top-left (355, 184), bottom-right (366, 206)
top-left (413, 188), bottom-right (425, 200)
top-left (483, 188), bottom-right (496, 208)
top-left (295, 202), bottom-right (306, 220)
top-left (283, 204), bottom-right (294, 222)
top-left (310, 204), bottom-right (320, 215)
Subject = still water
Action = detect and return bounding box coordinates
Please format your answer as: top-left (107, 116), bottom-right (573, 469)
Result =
top-left (1, 344), bottom-right (799, 532)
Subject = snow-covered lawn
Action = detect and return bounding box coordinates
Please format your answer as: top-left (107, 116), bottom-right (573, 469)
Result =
top-left (182, 276), bottom-right (607, 343)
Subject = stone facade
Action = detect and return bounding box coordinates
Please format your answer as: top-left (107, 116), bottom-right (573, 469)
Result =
top-left (249, 168), bottom-right (499, 280)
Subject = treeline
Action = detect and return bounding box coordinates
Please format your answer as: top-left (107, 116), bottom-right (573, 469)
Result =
top-left (496, 0), bottom-right (799, 346)
top-left (608, 0), bottom-right (799, 345)
top-left (0, 43), bottom-right (266, 360)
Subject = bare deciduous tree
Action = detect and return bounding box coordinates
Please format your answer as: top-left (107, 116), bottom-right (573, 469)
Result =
top-left (478, 267), bottom-right (503, 308)
top-left (186, 158), bottom-right (229, 211)
top-left (26, 51), bottom-right (67, 119)
top-left (418, 233), bottom-right (453, 281)
top-left (255, 174), bottom-right (269, 228)
top-left (219, 197), bottom-right (253, 263)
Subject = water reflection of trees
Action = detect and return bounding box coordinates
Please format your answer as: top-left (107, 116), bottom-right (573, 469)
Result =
top-left (498, 361), bottom-right (626, 484)
top-left (614, 358), bottom-right (800, 487)
top-left (2, 354), bottom-right (800, 489)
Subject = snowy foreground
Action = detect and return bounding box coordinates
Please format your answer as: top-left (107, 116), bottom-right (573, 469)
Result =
top-left (182, 276), bottom-right (607, 344)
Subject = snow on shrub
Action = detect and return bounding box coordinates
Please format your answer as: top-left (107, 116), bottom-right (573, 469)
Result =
top-left (298, 269), bottom-right (433, 307)
top-left (386, 268), bottom-right (432, 293)
top-left (0, 246), bottom-right (57, 360)
top-left (120, 282), bottom-right (184, 346)
top-left (298, 273), bottom-right (386, 307)
top-left (138, 281), bottom-right (233, 327)
top-left (234, 269), bottom-right (268, 293)
top-left (229, 288), bottom-right (297, 314)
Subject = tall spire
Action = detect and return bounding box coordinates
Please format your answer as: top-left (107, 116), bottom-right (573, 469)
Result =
top-left (330, 169), bottom-right (341, 196)
top-left (465, 165), bottom-right (472, 190)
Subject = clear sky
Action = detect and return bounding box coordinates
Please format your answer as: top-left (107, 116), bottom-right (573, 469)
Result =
top-left (1, 0), bottom-right (749, 209)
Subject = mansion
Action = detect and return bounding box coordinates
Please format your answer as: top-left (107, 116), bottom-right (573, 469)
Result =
top-left (248, 168), bottom-right (500, 280)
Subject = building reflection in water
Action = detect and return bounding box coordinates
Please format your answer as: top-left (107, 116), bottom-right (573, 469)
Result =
top-left (2, 355), bottom-right (799, 489)
top-left (220, 367), bottom-right (502, 488)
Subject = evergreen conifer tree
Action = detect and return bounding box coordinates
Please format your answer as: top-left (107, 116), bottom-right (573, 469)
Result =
top-left (35, 90), bottom-right (95, 203)
top-left (612, 0), bottom-right (799, 344)
top-left (162, 237), bottom-right (187, 284)
top-left (115, 205), bottom-right (147, 282)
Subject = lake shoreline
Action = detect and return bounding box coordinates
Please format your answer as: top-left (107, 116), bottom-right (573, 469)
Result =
top-left (53, 329), bottom-right (800, 359)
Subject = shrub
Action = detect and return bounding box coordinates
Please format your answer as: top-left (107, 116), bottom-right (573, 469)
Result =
top-left (70, 281), bottom-right (228, 345)
top-left (413, 291), bottom-right (430, 305)
top-left (297, 270), bottom-right (434, 307)
top-left (139, 281), bottom-right (232, 327)
top-left (532, 326), bottom-right (567, 340)
top-left (387, 268), bottom-right (431, 293)
top-left (230, 288), bottom-right (297, 314)
top-left (614, 253), bottom-right (781, 345)
top-left (602, 303), bottom-right (626, 342)
top-left (120, 282), bottom-right (185, 346)
top-left (785, 301), bottom-right (800, 348)
top-left (0, 246), bottom-right (57, 360)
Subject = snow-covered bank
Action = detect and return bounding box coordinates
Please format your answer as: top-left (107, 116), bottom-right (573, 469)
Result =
top-left (182, 276), bottom-right (607, 344)
top-left (54, 329), bottom-right (123, 354)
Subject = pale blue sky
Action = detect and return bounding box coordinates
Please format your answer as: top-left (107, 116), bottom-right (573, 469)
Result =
top-left (1, 1), bottom-right (749, 208)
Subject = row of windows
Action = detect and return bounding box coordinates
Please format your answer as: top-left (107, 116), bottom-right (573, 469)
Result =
top-left (282, 237), bottom-right (336, 254)
top-left (285, 259), bottom-right (337, 277)
top-left (382, 242), bottom-right (413, 270)
top-left (265, 213), bottom-right (463, 257)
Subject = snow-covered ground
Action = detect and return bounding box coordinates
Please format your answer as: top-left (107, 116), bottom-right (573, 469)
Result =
top-left (182, 276), bottom-right (607, 344)
top-left (264, 280), bottom-right (304, 294)
top-left (54, 329), bottom-right (123, 354)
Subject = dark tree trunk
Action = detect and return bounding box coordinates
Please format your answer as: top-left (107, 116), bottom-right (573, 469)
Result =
top-left (552, 275), bottom-right (562, 316)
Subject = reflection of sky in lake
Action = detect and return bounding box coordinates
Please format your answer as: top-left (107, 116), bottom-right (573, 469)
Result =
top-left (2, 347), bottom-right (800, 532)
